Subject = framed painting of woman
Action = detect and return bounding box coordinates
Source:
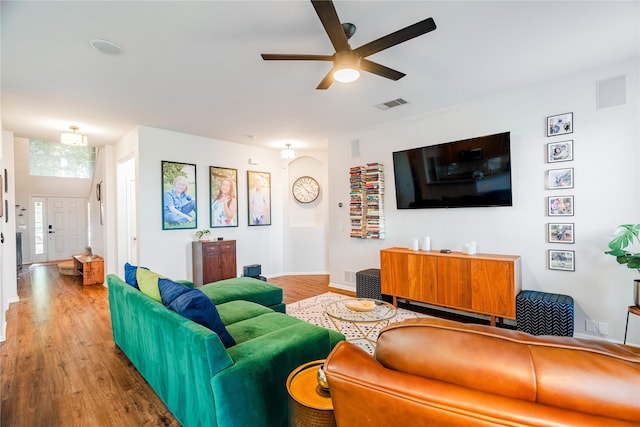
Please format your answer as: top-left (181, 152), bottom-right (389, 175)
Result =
top-left (210, 166), bottom-right (238, 228)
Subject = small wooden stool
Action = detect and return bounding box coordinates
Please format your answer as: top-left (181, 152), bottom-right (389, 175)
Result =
top-left (624, 305), bottom-right (640, 344)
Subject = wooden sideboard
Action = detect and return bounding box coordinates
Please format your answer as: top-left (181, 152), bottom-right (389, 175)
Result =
top-left (192, 240), bottom-right (237, 286)
top-left (380, 248), bottom-right (521, 325)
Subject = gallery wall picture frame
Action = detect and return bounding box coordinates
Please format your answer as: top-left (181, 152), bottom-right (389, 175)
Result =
top-left (0, 176), bottom-right (3, 217)
top-left (161, 160), bottom-right (197, 230)
top-left (547, 167), bottom-right (574, 190)
top-left (247, 170), bottom-right (271, 226)
top-left (547, 140), bottom-right (573, 163)
top-left (548, 223), bottom-right (574, 244)
top-left (548, 249), bottom-right (575, 271)
top-left (546, 112), bottom-right (573, 137)
top-left (210, 166), bottom-right (238, 228)
top-left (548, 195), bottom-right (574, 216)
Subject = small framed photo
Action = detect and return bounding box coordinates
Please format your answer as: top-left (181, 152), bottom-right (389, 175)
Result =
top-left (247, 170), bottom-right (271, 226)
top-left (547, 140), bottom-right (573, 163)
top-left (548, 249), bottom-right (575, 271)
top-left (547, 168), bottom-right (574, 189)
top-left (547, 112), bottom-right (573, 137)
top-left (548, 196), bottom-right (574, 216)
top-left (548, 223), bottom-right (574, 243)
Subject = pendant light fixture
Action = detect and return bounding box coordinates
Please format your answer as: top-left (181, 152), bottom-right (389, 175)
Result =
top-left (61, 126), bottom-right (88, 146)
top-left (281, 143), bottom-right (295, 159)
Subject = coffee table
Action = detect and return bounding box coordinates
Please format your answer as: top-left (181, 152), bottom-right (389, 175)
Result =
top-left (325, 298), bottom-right (397, 348)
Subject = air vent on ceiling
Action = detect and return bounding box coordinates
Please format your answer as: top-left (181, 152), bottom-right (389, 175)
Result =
top-left (375, 98), bottom-right (409, 110)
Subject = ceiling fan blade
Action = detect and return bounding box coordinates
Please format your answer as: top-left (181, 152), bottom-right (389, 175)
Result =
top-left (316, 69), bottom-right (335, 90)
top-left (354, 17), bottom-right (436, 58)
top-left (311, 0), bottom-right (350, 52)
top-left (361, 59), bottom-right (406, 81)
top-left (261, 53), bottom-right (334, 61)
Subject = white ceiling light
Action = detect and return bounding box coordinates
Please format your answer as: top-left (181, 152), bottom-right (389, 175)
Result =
top-left (333, 51), bottom-right (361, 83)
top-left (281, 143), bottom-right (295, 159)
top-left (61, 126), bottom-right (88, 146)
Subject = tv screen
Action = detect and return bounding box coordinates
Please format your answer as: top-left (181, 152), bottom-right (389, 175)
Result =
top-left (392, 132), bottom-right (512, 209)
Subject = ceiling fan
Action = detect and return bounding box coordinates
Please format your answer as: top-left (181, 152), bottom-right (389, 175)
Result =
top-left (261, 0), bottom-right (437, 90)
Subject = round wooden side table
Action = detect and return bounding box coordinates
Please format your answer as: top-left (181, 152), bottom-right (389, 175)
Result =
top-left (624, 305), bottom-right (640, 344)
top-left (286, 360), bottom-right (336, 427)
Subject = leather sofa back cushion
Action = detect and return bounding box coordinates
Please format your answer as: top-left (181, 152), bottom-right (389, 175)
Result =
top-left (375, 318), bottom-right (640, 420)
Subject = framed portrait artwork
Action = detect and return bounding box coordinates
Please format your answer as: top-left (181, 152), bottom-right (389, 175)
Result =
top-left (210, 166), bottom-right (238, 228)
top-left (548, 223), bottom-right (574, 244)
top-left (547, 140), bottom-right (573, 163)
top-left (548, 249), bottom-right (575, 271)
top-left (546, 112), bottom-right (573, 137)
top-left (548, 196), bottom-right (574, 216)
top-left (547, 168), bottom-right (574, 189)
top-left (161, 160), bottom-right (197, 230)
top-left (247, 170), bottom-right (271, 226)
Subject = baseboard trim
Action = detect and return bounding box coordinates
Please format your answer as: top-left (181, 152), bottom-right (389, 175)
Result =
top-left (328, 282), bottom-right (355, 293)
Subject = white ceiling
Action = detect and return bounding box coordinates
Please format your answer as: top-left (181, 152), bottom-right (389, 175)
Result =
top-left (2, 1), bottom-right (639, 152)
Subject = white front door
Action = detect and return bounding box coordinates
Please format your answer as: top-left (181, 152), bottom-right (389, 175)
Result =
top-left (48, 197), bottom-right (86, 261)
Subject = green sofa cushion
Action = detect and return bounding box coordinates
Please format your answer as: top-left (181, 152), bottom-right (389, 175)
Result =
top-left (225, 312), bottom-right (307, 344)
top-left (216, 300), bottom-right (274, 326)
top-left (199, 277), bottom-right (283, 307)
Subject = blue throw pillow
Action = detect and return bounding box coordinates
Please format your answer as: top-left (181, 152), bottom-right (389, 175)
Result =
top-left (158, 278), bottom-right (236, 348)
top-left (124, 263), bottom-right (149, 289)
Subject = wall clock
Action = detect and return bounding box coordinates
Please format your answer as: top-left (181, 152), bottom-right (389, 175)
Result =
top-left (292, 176), bottom-right (320, 203)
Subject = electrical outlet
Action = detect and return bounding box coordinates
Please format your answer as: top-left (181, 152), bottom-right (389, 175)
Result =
top-left (586, 319), bottom-right (597, 332)
top-left (598, 322), bottom-right (609, 335)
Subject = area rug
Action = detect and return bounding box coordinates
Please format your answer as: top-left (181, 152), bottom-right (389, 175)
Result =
top-left (286, 292), bottom-right (431, 354)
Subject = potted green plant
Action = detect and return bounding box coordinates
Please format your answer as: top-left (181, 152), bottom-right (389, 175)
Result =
top-left (195, 229), bottom-right (211, 242)
top-left (605, 224), bottom-right (640, 306)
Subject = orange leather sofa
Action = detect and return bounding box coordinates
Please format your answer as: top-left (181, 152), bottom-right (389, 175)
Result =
top-left (324, 318), bottom-right (640, 427)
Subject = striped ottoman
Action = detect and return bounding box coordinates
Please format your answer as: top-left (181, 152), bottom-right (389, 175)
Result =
top-left (516, 290), bottom-right (574, 336)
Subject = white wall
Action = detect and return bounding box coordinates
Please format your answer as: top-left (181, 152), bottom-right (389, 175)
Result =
top-left (1, 130), bottom-right (18, 342)
top-left (328, 59), bottom-right (640, 344)
top-left (283, 153), bottom-right (329, 274)
top-left (125, 126), bottom-right (328, 281)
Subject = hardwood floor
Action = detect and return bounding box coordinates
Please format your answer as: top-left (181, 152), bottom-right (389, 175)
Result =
top-left (0, 265), bottom-right (346, 427)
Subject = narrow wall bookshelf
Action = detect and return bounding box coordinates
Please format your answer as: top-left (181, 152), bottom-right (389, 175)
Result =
top-left (349, 163), bottom-right (385, 239)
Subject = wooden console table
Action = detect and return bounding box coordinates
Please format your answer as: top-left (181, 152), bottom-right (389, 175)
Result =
top-left (380, 248), bottom-right (521, 326)
top-left (72, 254), bottom-right (104, 286)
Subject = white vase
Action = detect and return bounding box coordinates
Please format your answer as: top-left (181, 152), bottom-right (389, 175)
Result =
top-left (634, 279), bottom-right (640, 307)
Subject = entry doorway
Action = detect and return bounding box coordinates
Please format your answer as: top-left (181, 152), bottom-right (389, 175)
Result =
top-left (30, 196), bottom-right (87, 262)
top-left (117, 156), bottom-right (137, 269)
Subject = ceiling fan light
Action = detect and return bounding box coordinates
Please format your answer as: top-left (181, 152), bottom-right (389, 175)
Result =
top-left (334, 67), bottom-right (360, 83)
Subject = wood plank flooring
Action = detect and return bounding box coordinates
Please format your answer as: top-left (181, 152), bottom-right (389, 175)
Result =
top-left (0, 265), bottom-right (347, 427)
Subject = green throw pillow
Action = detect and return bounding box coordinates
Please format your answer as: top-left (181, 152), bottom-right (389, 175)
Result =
top-left (137, 268), bottom-right (165, 302)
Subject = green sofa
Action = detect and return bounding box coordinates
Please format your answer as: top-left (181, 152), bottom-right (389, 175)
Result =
top-left (107, 274), bottom-right (344, 427)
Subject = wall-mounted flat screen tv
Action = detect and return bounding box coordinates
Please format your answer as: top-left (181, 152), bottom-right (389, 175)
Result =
top-left (392, 131), bottom-right (512, 209)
